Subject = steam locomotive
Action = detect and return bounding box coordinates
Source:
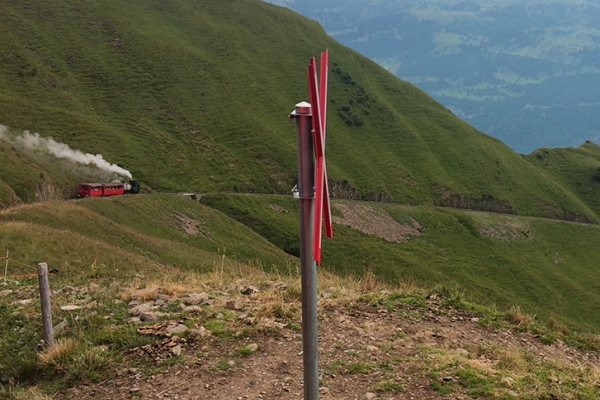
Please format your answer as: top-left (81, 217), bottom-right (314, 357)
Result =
top-left (78, 180), bottom-right (140, 198)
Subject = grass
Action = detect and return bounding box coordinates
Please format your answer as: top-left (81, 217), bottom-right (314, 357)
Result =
top-left (1, 0), bottom-right (600, 226)
top-left (0, 195), bottom-right (295, 280)
top-left (0, 256), bottom-right (599, 398)
top-left (6, 190), bottom-right (600, 334)
top-left (1, 1), bottom-right (600, 397)
top-left (202, 193), bottom-right (600, 332)
top-left (2, 0), bottom-right (600, 346)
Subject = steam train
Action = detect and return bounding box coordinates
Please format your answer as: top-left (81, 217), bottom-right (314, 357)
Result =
top-left (77, 181), bottom-right (141, 198)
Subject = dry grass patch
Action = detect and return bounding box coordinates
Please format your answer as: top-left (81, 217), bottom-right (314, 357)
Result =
top-left (496, 349), bottom-right (525, 371)
top-left (12, 387), bottom-right (53, 400)
top-left (505, 305), bottom-right (534, 326)
top-left (37, 338), bottom-right (78, 366)
top-left (333, 203), bottom-right (422, 243)
top-left (476, 216), bottom-right (532, 241)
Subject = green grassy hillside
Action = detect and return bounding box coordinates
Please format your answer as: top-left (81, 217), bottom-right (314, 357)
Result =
top-left (2, 191), bottom-right (600, 332)
top-left (0, 0), bottom-right (598, 222)
top-left (527, 141), bottom-right (600, 218)
top-left (3, 0), bottom-right (600, 340)
top-left (0, 194), bottom-right (294, 279)
top-left (202, 193), bottom-right (600, 332)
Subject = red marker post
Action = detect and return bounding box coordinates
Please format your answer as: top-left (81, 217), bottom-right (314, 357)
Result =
top-left (289, 49), bottom-right (333, 400)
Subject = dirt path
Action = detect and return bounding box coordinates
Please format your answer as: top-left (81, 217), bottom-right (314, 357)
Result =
top-left (56, 295), bottom-right (600, 400)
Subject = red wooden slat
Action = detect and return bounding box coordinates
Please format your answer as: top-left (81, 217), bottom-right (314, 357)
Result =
top-left (313, 155), bottom-right (324, 264)
top-left (308, 58), bottom-right (324, 159)
top-left (319, 50), bottom-right (333, 240)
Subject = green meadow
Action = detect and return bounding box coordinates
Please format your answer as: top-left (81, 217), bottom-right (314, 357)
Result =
top-left (1, 0), bottom-right (600, 336)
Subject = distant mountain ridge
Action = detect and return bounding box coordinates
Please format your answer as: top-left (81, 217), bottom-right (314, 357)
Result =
top-left (266, 0), bottom-right (600, 153)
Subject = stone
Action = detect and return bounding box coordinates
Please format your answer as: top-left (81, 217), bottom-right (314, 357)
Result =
top-left (0, 289), bottom-right (12, 297)
top-left (273, 281), bottom-right (288, 291)
top-left (182, 305), bottom-right (202, 313)
top-left (139, 312), bottom-right (163, 322)
top-left (261, 281), bottom-right (288, 291)
top-left (128, 301), bottom-right (155, 316)
top-left (171, 345), bottom-right (182, 356)
top-left (62, 286), bottom-right (76, 293)
top-left (363, 393), bottom-right (377, 400)
top-left (260, 318), bottom-right (286, 330)
top-left (60, 304), bottom-right (82, 311)
top-left (12, 299), bottom-right (33, 306)
top-left (166, 324), bottom-right (188, 335)
top-left (53, 320), bottom-right (68, 335)
top-left (246, 343), bottom-right (259, 353)
top-left (193, 326), bottom-right (212, 337)
top-left (228, 360), bottom-right (235, 367)
top-left (183, 292), bottom-right (209, 305)
top-left (225, 298), bottom-right (244, 310)
top-left (240, 285), bottom-right (259, 295)
top-left (366, 345), bottom-right (379, 353)
top-left (128, 317), bottom-right (141, 324)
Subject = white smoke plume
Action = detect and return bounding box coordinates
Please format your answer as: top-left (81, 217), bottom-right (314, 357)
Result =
top-left (0, 124), bottom-right (132, 179)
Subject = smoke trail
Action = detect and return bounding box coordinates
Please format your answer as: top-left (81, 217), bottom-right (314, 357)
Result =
top-left (0, 124), bottom-right (132, 179)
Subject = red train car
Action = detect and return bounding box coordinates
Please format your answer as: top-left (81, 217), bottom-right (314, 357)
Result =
top-left (78, 183), bottom-right (125, 198)
top-left (102, 183), bottom-right (125, 196)
top-left (78, 183), bottom-right (104, 197)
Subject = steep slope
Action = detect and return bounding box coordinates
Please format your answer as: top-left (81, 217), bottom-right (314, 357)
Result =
top-left (527, 141), bottom-right (600, 218)
top-left (0, 194), bottom-right (294, 272)
top-left (0, 0), bottom-right (598, 222)
top-left (265, 0), bottom-right (600, 154)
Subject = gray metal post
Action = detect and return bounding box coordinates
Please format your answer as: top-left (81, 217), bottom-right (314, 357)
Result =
top-left (37, 263), bottom-right (54, 348)
top-left (290, 101), bottom-right (319, 400)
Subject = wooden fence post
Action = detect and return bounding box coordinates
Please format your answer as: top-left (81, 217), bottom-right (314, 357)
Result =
top-left (37, 263), bottom-right (54, 348)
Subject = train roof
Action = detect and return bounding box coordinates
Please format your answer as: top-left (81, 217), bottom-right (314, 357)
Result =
top-left (78, 182), bottom-right (124, 185)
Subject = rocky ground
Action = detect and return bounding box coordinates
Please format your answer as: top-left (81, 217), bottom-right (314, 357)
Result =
top-left (23, 279), bottom-right (596, 400)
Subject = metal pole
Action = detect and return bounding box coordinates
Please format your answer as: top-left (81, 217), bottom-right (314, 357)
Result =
top-left (291, 101), bottom-right (319, 400)
top-left (4, 249), bottom-right (8, 279)
top-left (37, 263), bottom-right (54, 348)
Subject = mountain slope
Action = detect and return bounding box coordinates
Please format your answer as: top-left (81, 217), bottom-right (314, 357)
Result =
top-left (0, 0), bottom-right (598, 223)
top-left (527, 141), bottom-right (600, 218)
top-left (202, 193), bottom-right (600, 331)
top-left (266, 0), bottom-right (600, 153)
